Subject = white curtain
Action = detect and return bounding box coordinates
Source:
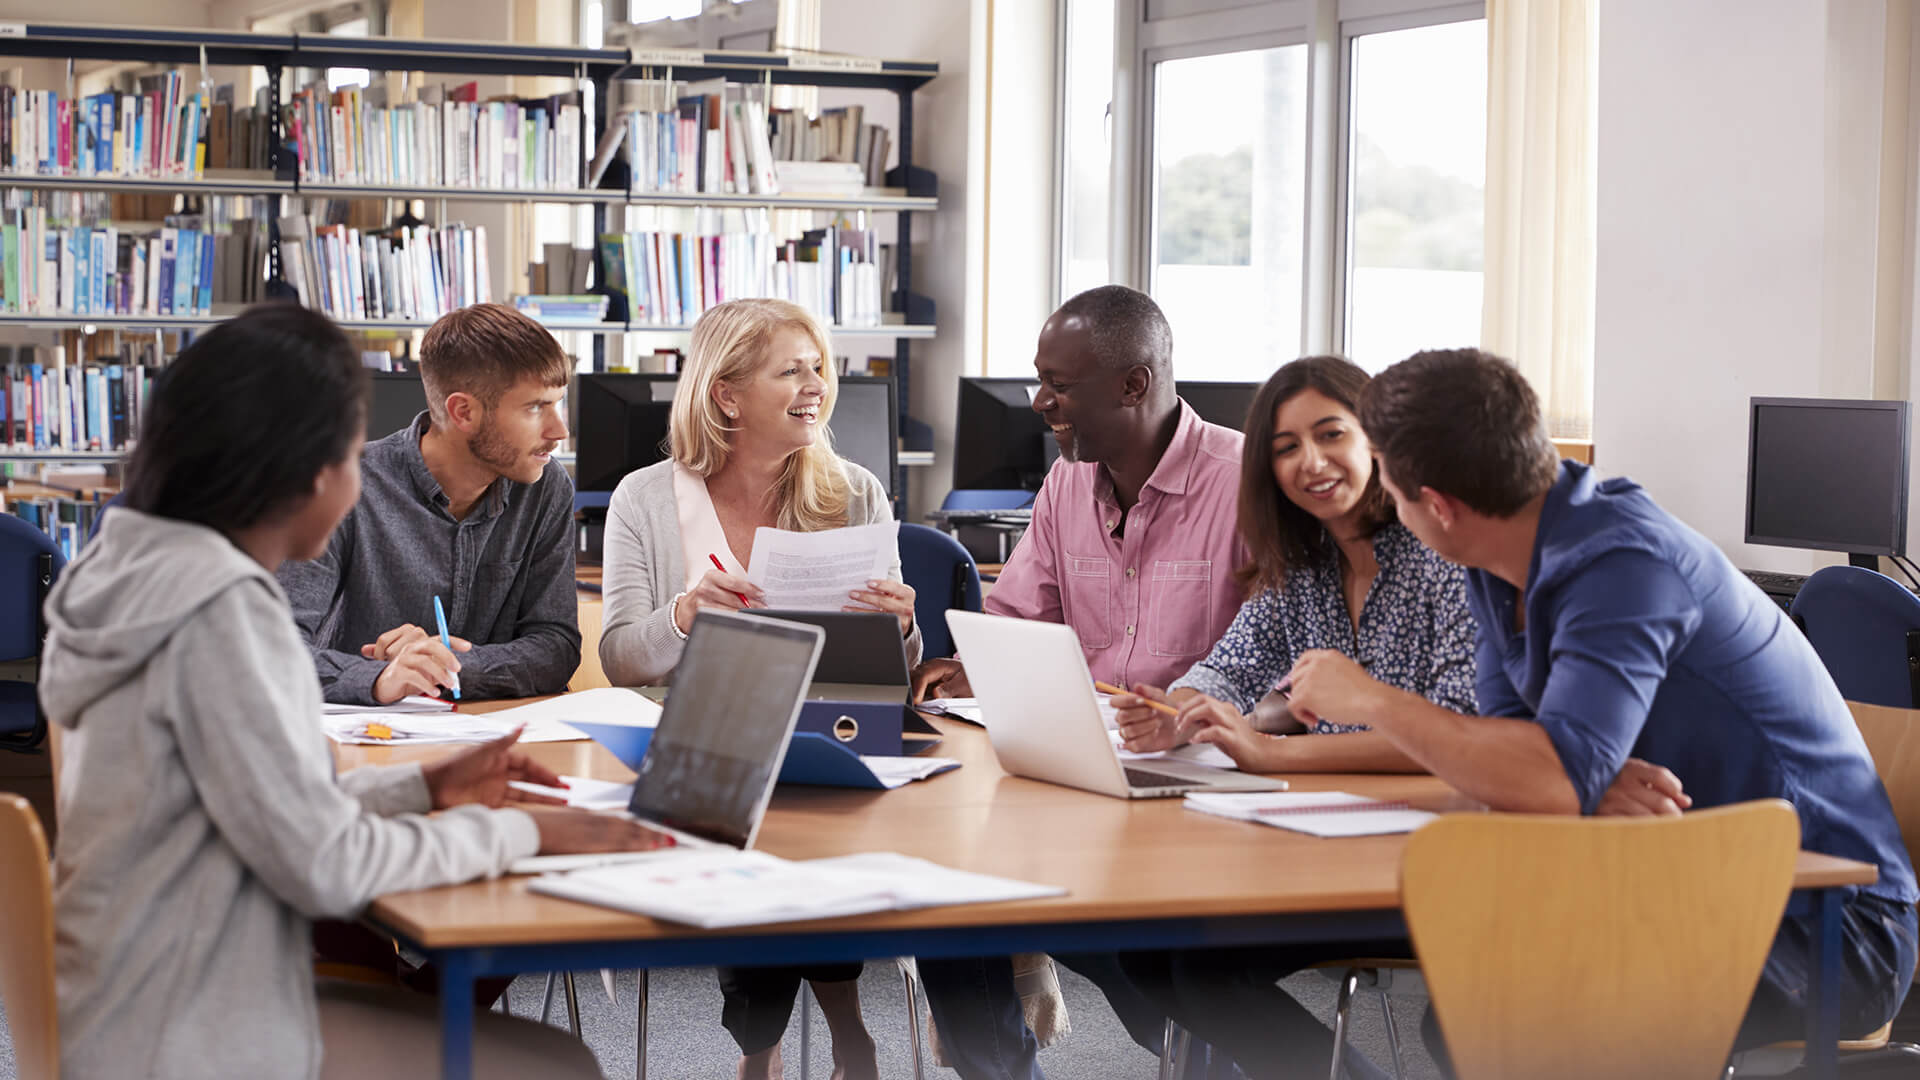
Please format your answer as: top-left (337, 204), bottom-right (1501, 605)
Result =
top-left (1481, 0), bottom-right (1597, 439)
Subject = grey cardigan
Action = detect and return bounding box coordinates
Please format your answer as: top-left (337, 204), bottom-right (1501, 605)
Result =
top-left (599, 458), bottom-right (923, 686)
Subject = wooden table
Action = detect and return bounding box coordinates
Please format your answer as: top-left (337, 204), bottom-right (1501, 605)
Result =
top-left (338, 711), bottom-right (1877, 1080)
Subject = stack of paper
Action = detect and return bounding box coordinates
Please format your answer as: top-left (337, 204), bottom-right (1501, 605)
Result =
top-left (321, 695), bottom-right (455, 715)
top-left (529, 849), bottom-right (1065, 929)
top-left (1184, 791), bottom-right (1437, 838)
top-left (858, 755), bottom-right (962, 789)
top-left (745, 522), bottom-right (897, 610)
top-left (321, 687), bottom-right (656, 746)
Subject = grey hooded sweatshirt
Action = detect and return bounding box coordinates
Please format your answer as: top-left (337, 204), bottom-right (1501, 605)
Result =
top-left (42, 508), bottom-right (540, 1080)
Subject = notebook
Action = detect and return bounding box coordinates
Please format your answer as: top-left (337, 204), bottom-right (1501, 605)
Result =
top-left (1183, 791), bottom-right (1437, 838)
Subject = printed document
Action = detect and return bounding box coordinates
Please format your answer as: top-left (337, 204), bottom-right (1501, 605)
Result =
top-left (745, 522), bottom-right (897, 610)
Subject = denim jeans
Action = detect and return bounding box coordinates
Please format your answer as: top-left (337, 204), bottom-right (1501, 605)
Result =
top-left (1736, 890), bottom-right (1920, 1048)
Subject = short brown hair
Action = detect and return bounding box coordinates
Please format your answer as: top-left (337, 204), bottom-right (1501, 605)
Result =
top-left (1236, 356), bottom-right (1394, 593)
top-left (1358, 348), bottom-right (1560, 517)
top-left (419, 303), bottom-right (570, 426)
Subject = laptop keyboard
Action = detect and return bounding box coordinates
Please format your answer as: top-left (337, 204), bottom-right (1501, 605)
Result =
top-left (1124, 766), bottom-right (1196, 789)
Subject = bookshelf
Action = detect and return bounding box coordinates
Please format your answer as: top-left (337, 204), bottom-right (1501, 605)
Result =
top-left (0, 23), bottom-right (942, 499)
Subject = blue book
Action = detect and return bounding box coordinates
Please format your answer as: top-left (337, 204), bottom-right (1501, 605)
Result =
top-left (84, 366), bottom-right (103, 449)
top-left (28, 361), bottom-right (43, 449)
top-left (196, 231), bottom-right (213, 315)
top-left (156, 229), bottom-right (176, 315)
top-left (88, 229), bottom-right (107, 315)
top-left (105, 364), bottom-right (124, 448)
top-left (70, 229), bottom-right (89, 316)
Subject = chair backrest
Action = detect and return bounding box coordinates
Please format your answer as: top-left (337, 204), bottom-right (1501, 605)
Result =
top-left (940, 488), bottom-right (1034, 511)
top-left (1845, 701), bottom-right (1920, 931)
top-left (1790, 565), bottom-right (1920, 707)
top-left (0, 793), bottom-right (58, 1080)
top-left (1402, 800), bottom-right (1800, 1080)
top-left (897, 522), bottom-right (983, 659)
top-left (0, 513), bottom-right (65, 663)
top-left (83, 490), bottom-right (125, 544)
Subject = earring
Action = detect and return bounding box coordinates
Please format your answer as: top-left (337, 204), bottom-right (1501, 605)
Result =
top-left (726, 410), bottom-right (737, 419)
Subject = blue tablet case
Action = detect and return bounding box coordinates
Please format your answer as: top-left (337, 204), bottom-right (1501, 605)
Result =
top-left (568, 722), bottom-right (955, 790)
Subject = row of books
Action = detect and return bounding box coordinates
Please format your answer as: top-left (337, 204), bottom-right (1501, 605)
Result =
top-left (769, 105), bottom-right (892, 189)
top-left (0, 74), bottom-right (251, 180)
top-left (597, 216), bottom-right (890, 329)
top-left (291, 82), bottom-right (585, 191)
top-left (9, 494), bottom-right (103, 563)
top-left (595, 84), bottom-right (782, 197)
top-left (276, 213), bottom-right (492, 323)
top-left (0, 206), bottom-right (225, 316)
top-left (3, 345), bottom-right (159, 452)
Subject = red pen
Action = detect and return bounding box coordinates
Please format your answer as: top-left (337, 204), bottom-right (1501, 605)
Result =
top-left (708, 553), bottom-right (752, 607)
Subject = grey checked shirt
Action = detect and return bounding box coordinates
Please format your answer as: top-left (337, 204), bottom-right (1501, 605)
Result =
top-left (279, 413), bottom-right (581, 704)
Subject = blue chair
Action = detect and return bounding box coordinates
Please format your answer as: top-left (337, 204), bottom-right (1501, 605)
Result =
top-left (1789, 565), bottom-right (1920, 707)
top-left (85, 490), bottom-right (125, 544)
top-left (940, 488), bottom-right (1034, 511)
top-left (898, 522), bottom-right (982, 659)
top-left (0, 515), bottom-right (67, 752)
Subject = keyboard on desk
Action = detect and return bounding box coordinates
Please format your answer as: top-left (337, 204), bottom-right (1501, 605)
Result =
top-left (1124, 766), bottom-right (1198, 790)
top-left (1743, 569), bottom-right (1809, 597)
top-left (930, 508), bottom-right (1033, 526)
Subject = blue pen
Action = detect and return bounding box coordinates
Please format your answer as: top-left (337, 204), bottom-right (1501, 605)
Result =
top-left (433, 594), bottom-right (461, 701)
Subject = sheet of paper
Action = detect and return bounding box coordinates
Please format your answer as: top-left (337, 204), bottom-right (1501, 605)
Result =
top-left (509, 775), bottom-right (635, 811)
top-left (919, 698), bottom-right (983, 725)
top-left (483, 687), bottom-right (661, 737)
top-left (321, 695), bottom-right (451, 715)
top-left (1110, 730), bottom-right (1238, 772)
top-left (857, 755), bottom-right (961, 789)
top-left (1183, 791), bottom-right (1436, 837)
top-left (320, 688), bottom-right (656, 746)
top-left (744, 522), bottom-right (897, 610)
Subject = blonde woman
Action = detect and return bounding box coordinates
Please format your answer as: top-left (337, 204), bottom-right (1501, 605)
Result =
top-left (598, 298), bottom-right (917, 1080)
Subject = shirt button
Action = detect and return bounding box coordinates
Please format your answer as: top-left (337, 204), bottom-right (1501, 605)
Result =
top-left (1125, 567), bottom-right (1136, 578)
top-left (1126, 624), bottom-right (1135, 636)
top-left (1107, 519), bottom-right (1117, 530)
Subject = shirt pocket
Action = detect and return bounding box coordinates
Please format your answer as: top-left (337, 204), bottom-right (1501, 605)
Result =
top-left (1063, 554), bottom-right (1113, 649)
top-left (1149, 559), bottom-right (1215, 659)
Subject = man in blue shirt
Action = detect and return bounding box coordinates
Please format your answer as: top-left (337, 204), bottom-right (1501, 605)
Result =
top-left (1286, 347), bottom-right (1918, 1051)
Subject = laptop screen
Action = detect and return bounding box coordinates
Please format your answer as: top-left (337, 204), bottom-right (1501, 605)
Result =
top-left (627, 612), bottom-right (823, 848)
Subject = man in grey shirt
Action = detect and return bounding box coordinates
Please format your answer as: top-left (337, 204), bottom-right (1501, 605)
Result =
top-left (280, 303), bottom-right (581, 705)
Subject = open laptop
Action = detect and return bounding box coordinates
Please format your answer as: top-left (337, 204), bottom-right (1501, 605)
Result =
top-left (946, 610), bottom-right (1287, 798)
top-left (509, 610), bottom-right (824, 872)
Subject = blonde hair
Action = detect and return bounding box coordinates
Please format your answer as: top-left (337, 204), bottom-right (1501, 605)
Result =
top-left (670, 299), bottom-right (853, 531)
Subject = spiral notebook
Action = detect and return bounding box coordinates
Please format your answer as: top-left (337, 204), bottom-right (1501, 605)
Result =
top-left (1183, 791), bottom-right (1436, 837)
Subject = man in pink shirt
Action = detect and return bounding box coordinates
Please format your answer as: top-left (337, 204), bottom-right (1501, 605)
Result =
top-left (913, 285), bottom-right (1248, 702)
top-left (911, 286), bottom-right (1248, 1079)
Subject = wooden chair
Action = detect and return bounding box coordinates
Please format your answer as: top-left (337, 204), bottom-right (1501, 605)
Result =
top-left (1403, 800), bottom-right (1800, 1080)
top-left (0, 792), bottom-right (59, 1079)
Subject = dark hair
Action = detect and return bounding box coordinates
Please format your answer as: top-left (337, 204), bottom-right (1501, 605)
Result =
top-left (1358, 348), bottom-right (1560, 517)
top-left (124, 304), bottom-right (367, 533)
top-left (419, 302), bottom-right (570, 426)
top-left (1054, 285), bottom-right (1173, 377)
top-left (1237, 356), bottom-right (1394, 593)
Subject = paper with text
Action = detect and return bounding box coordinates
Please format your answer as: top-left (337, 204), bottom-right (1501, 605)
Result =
top-left (745, 522), bottom-right (897, 610)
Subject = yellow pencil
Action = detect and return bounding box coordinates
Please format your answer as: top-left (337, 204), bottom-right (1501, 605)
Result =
top-left (1094, 681), bottom-right (1180, 718)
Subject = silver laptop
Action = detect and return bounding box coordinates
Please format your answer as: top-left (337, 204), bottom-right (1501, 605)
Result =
top-left (510, 610), bottom-right (824, 872)
top-left (946, 611), bottom-right (1287, 799)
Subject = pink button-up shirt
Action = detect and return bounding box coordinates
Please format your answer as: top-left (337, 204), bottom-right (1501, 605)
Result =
top-left (985, 401), bottom-right (1249, 691)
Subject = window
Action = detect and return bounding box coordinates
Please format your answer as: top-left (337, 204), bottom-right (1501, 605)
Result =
top-left (325, 16), bottom-right (372, 91)
top-left (1057, 0), bottom-right (1116, 303)
top-left (1149, 44), bottom-right (1307, 381)
top-left (1342, 18), bottom-right (1486, 372)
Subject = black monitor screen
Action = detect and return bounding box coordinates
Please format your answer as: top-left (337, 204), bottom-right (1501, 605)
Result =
top-left (366, 372), bottom-right (426, 442)
top-left (573, 372), bottom-right (898, 495)
top-left (1177, 380), bottom-right (1259, 432)
top-left (1746, 397), bottom-right (1910, 557)
top-left (574, 374), bottom-right (677, 494)
top-left (953, 377), bottom-right (1051, 491)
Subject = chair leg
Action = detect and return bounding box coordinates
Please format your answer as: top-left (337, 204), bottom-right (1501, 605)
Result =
top-left (635, 969), bottom-right (648, 1080)
top-left (564, 971), bottom-right (582, 1037)
top-left (540, 971), bottom-right (558, 1025)
top-left (1378, 990), bottom-right (1405, 1080)
top-left (1329, 970), bottom-right (1360, 1080)
top-left (1170, 1024), bottom-right (1194, 1079)
top-left (799, 979), bottom-right (813, 1080)
top-left (898, 960), bottom-right (927, 1080)
top-left (1158, 1019), bottom-right (1181, 1080)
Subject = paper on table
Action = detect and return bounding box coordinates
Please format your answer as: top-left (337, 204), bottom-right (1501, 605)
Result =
top-left (321, 695), bottom-right (452, 715)
top-left (919, 698), bottom-right (983, 725)
top-left (321, 687), bottom-right (656, 746)
top-left (483, 687), bottom-right (661, 735)
top-left (509, 774), bottom-right (635, 810)
top-left (858, 755), bottom-right (962, 789)
top-left (1110, 730), bottom-right (1238, 772)
top-left (745, 522), bottom-right (897, 610)
top-left (1183, 791), bottom-right (1436, 837)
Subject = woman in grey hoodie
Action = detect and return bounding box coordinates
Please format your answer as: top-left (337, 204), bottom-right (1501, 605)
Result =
top-left (41, 305), bottom-right (671, 1080)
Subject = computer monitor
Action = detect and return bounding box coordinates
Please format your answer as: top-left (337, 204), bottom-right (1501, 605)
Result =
top-left (953, 377), bottom-right (1052, 492)
top-left (1177, 380), bottom-right (1260, 432)
top-left (1745, 397), bottom-right (1911, 565)
top-left (366, 372), bottom-right (426, 442)
top-left (573, 372), bottom-right (898, 495)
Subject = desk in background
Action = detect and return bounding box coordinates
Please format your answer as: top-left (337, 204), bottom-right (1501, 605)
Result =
top-left (337, 711), bottom-right (1875, 1080)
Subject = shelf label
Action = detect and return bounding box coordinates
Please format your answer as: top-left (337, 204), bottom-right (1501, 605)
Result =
top-left (791, 55), bottom-right (884, 73)
top-left (0, 24), bottom-right (26, 37)
top-left (631, 48), bottom-right (702, 68)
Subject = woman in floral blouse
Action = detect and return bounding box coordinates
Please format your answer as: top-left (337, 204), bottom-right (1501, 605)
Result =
top-left (1110, 354), bottom-right (1476, 771)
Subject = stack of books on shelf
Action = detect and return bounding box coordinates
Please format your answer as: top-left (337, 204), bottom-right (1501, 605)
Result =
top-left (0, 76), bottom-right (274, 180)
top-left (2, 342), bottom-right (161, 454)
top-left (8, 492), bottom-right (103, 562)
top-left (0, 204), bottom-right (224, 317)
top-left (277, 209), bottom-right (491, 323)
top-left (598, 211), bottom-right (889, 328)
top-left (770, 104), bottom-right (891, 189)
top-left (512, 294), bottom-right (607, 322)
top-left (597, 79), bottom-right (781, 196)
top-left (291, 81), bottom-right (584, 190)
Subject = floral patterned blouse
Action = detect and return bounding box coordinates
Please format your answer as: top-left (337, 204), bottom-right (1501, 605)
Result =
top-left (1169, 521), bottom-right (1477, 732)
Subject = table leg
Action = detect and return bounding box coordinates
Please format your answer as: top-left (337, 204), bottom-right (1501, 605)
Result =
top-left (1805, 888), bottom-right (1842, 1080)
top-left (439, 950), bottom-right (477, 1080)
top-left (636, 968), bottom-right (649, 1080)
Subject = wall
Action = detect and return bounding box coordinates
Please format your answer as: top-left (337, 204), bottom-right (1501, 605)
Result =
top-left (1593, 0), bottom-right (1920, 571)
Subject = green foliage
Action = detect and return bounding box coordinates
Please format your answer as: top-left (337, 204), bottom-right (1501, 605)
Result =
top-left (1157, 147), bottom-right (1252, 266)
top-left (1350, 135), bottom-right (1482, 272)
